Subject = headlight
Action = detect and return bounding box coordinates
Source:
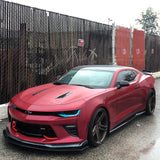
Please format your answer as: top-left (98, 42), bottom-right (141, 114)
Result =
top-left (58, 110), bottom-right (80, 117)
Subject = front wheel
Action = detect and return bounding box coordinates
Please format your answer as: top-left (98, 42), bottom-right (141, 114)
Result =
top-left (146, 90), bottom-right (156, 115)
top-left (88, 108), bottom-right (109, 147)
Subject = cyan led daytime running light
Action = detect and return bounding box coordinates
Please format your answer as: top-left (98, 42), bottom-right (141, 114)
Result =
top-left (58, 110), bottom-right (80, 117)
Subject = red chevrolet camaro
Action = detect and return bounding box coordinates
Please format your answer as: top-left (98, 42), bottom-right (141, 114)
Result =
top-left (3, 65), bottom-right (156, 151)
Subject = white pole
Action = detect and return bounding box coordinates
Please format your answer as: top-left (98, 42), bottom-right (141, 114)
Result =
top-left (112, 22), bottom-right (116, 65)
top-left (130, 26), bottom-right (133, 67)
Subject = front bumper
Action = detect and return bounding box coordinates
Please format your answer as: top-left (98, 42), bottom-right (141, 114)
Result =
top-left (3, 127), bottom-right (88, 151)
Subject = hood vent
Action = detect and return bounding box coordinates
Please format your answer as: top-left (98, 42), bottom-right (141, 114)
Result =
top-left (33, 88), bottom-right (48, 96)
top-left (56, 91), bottom-right (72, 99)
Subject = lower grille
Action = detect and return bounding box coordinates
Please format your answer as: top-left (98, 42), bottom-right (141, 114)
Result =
top-left (11, 119), bottom-right (57, 139)
top-left (64, 125), bottom-right (78, 137)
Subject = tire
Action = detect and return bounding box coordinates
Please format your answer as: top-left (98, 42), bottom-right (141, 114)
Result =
top-left (146, 90), bottom-right (156, 115)
top-left (88, 108), bottom-right (109, 147)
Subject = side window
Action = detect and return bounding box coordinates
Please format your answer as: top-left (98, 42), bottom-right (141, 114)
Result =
top-left (116, 70), bottom-right (128, 83)
top-left (130, 70), bottom-right (138, 81)
top-left (115, 70), bottom-right (138, 85)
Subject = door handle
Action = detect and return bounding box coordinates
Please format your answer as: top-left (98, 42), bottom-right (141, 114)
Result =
top-left (135, 85), bottom-right (139, 89)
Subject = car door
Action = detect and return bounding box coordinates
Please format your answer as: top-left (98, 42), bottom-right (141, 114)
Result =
top-left (111, 69), bottom-right (144, 127)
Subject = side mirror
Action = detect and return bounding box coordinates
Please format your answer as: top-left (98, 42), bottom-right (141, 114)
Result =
top-left (116, 81), bottom-right (130, 89)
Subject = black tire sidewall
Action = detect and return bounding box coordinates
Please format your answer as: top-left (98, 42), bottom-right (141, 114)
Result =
top-left (146, 90), bottom-right (155, 115)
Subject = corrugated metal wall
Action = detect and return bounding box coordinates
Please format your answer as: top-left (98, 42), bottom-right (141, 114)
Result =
top-left (116, 26), bottom-right (145, 70)
top-left (132, 29), bottom-right (145, 70)
top-left (116, 26), bottom-right (130, 66)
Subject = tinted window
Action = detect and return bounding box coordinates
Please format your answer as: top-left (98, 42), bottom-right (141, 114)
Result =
top-left (130, 70), bottom-right (138, 80)
top-left (116, 70), bottom-right (138, 84)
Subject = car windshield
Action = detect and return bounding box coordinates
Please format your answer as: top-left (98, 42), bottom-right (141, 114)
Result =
top-left (54, 69), bottom-right (114, 89)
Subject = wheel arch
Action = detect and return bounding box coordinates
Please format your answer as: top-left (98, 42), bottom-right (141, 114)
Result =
top-left (148, 88), bottom-right (156, 99)
top-left (145, 88), bottom-right (156, 115)
top-left (92, 106), bottom-right (111, 133)
top-left (150, 88), bottom-right (156, 95)
top-left (85, 104), bottom-right (111, 139)
top-left (101, 106), bottom-right (111, 133)
top-left (87, 106), bottom-right (110, 146)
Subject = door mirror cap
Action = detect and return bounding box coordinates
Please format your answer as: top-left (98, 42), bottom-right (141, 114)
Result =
top-left (116, 81), bottom-right (130, 89)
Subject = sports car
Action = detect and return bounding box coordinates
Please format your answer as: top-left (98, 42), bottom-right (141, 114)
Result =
top-left (3, 65), bottom-right (156, 151)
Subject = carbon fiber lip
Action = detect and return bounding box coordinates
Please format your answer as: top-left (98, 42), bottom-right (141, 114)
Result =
top-left (3, 127), bottom-right (88, 152)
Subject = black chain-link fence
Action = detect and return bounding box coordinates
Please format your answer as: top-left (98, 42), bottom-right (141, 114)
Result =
top-left (0, 0), bottom-right (112, 104)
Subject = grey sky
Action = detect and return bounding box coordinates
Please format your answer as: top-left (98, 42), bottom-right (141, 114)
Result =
top-left (8, 0), bottom-right (160, 28)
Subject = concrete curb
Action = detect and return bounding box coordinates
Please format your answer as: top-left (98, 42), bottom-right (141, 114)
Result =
top-left (153, 72), bottom-right (160, 79)
top-left (0, 72), bottom-right (160, 120)
top-left (0, 103), bottom-right (8, 120)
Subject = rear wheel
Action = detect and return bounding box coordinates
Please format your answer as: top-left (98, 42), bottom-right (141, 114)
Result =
top-left (88, 108), bottom-right (109, 147)
top-left (146, 90), bottom-right (156, 115)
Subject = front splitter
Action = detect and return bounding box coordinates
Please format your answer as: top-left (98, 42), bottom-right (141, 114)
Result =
top-left (3, 127), bottom-right (88, 152)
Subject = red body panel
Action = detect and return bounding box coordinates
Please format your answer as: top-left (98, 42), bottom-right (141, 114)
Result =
top-left (6, 66), bottom-right (155, 146)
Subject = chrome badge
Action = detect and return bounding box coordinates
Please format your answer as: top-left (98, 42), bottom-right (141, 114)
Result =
top-left (25, 111), bottom-right (32, 115)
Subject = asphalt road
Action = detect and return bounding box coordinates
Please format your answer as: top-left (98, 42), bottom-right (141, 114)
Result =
top-left (0, 79), bottom-right (160, 160)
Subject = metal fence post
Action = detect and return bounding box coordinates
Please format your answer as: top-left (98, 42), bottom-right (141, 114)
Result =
top-left (130, 26), bottom-right (133, 67)
top-left (112, 22), bottom-right (116, 65)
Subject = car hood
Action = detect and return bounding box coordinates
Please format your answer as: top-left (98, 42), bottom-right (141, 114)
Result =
top-left (12, 83), bottom-right (105, 111)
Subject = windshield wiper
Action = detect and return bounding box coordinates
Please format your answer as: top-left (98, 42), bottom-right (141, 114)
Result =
top-left (71, 84), bottom-right (94, 89)
top-left (53, 82), bottom-right (65, 85)
top-left (54, 82), bottom-right (94, 89)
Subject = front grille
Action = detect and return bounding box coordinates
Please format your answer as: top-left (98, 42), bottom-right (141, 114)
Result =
top-left (14, 107), bottom-right (55, 116)
top-left (11, 119), bottom-right (57, 139)
top-left (13, 106), bottom-right (79, 117)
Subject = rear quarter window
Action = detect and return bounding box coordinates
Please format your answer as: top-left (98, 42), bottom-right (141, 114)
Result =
top-left (115, 70), bottom-right (138, 85)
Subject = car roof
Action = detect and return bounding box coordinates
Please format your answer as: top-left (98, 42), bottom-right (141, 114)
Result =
top-left (74, 65), bottom-right (131, 72)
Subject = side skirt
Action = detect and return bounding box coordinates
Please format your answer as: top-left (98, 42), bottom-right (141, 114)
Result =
top-left (109, 111), bottom-right (145, 134)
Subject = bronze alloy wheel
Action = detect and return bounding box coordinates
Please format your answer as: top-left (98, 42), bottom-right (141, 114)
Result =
top-left (88, 108), bottom-right (108, 147)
